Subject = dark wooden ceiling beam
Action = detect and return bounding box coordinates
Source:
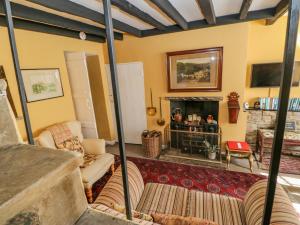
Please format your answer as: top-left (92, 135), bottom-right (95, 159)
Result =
top-left (195, 0), bottom-right (216, 24)
top-left (111, 0), bottom-right (165, 30)
top-left (26, 0), bottom-right (142, 37)
top-left (239, 0), bottom-right (253, 19)
top-left (0, 2), bottom-right (123, 40)
top-left (0, 15), bottom-right (105, 43)
top-left (266, 0), bottom-right (289, 25)
top-left (142, 8), bottom-right (274, 37)
top-left (149, 0), bottom-right (188, 30)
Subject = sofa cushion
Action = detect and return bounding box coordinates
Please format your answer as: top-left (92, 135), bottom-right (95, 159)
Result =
top-left (81, 153), bottom-right (114, 188)
top-left (136, 183), bottom-right (189, 217)
top-left (187, 190), bottom-right (245, 225)
top-left (152, 213), bottom-right (218, 225)
top-left (243, 179), bottom-right (300, 225)
top-left (94, 161), bottom-right (144, 210)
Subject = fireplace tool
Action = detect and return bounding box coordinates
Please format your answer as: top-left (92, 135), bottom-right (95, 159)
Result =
top-left (146, 88), bottom-right (156, 116)
top-left (157, 97), bottom-right (165, 126)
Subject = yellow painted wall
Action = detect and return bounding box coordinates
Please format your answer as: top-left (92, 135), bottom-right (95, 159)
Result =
top-left (245, 17), bottom-right (300, 105)
top-left (0, 27), bottom-right (114, 140)
top-left (4, 16), bottom-right (294, 143)
top-left (87, 55), bottom-right (115, 140)
top-left (109, 23), bottom-right (250, 143)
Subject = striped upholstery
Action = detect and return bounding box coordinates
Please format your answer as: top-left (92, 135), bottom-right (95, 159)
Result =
top-left (95, 161), bottom-right (299, 225)
top-left (244, 179), bottom-right (300, 225)
top-left (136, 183), bottom-right (189, 217)
top-left (94, 161), bottom-right (144, 210)
top-left (187, 190), bottom-right (246, 225)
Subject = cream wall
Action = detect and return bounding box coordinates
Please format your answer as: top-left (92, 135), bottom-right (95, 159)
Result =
top-left (245, 17), bottom-right (300, 105)
top-left (109, 23), bottom-right (250, 143)
top-left (0, 27), bottom-right (114, 140)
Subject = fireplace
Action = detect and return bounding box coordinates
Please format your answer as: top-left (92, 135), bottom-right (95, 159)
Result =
top-left (163, 97), bottom-right (223, 163)
top-left (167, 96), bottom-right (222, 127)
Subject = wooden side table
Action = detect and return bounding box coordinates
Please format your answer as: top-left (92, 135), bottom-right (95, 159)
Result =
top-left (226, 141), bottom-right (253, 172)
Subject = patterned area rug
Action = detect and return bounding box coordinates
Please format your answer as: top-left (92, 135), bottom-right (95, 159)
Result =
top-left (92, 155), bottom-right (265, 202)
top-left (262, 154), bottom-right (300, 175)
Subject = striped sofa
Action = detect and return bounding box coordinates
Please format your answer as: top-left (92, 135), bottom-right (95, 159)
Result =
top-left (93, 161), bottom-right (300, 225)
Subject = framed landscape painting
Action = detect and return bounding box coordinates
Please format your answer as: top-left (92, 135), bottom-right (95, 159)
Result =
top-left (21, 69), bottom-right (64, 102)
top-left (167, 47), bottom-right (223, 92)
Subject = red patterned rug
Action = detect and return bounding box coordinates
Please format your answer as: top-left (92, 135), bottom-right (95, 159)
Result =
top-left (262, 155), bottom-right (300, 175)
top-left (92, 156), bottom-right (265, 202)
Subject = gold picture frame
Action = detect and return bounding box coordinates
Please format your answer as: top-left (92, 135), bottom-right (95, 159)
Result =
top-left (167, 47), bottom-right (223, 92)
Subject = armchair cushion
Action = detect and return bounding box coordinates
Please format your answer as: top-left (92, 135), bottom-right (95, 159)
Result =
top-left (38, 130), bottom-right (57, 149)
top-left (65, 121), bottom-right (84, 142)
top-left (81, 153), bottom-right (114, 188)
top-left (82, 139), bottom-right (106, 155)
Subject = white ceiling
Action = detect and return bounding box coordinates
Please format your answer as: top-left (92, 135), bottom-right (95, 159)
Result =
top-left (13, 0), bottom-right (282, 32)
top-left (68, 0), bottom-right (281, 30)
top-left (168, 0), bottom-right (204, 22)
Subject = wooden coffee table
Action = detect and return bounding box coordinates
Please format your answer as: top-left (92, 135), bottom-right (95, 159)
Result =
top-left (226, 142), bottom-right (253, 172)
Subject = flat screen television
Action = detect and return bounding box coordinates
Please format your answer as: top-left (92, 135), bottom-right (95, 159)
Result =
top-left (251, 62), bottom-right (300, 87)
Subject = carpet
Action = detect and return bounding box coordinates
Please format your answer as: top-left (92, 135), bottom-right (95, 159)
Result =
top-left (262, 154), bottom-right (300, 175)
top-left (92, 155), bottom-right (265, 202)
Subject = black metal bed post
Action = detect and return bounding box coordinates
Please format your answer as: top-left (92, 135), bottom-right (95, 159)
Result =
top-left (103, 0), bottom-right (132, 220)
top-left (262, 0), bottom-right (300, 224)
top-left (2, 0), bottom-right (34, 144)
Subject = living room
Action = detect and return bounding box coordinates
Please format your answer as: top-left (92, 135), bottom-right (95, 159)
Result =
top-left (1, 0), bottom-right (300, 225)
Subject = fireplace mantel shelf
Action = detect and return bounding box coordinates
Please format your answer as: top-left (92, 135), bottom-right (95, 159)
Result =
top-left (165, 96), bottom-right (223, 101)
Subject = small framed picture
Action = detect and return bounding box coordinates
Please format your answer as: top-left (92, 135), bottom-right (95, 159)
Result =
top-left (21, 68), bottom-right (64, 102)
top-left (167, 47), bottom-right (223, 92)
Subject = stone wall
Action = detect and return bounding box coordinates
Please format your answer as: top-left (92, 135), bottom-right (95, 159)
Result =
top-left (0, 79), bottom-right (23, 146)
top-left (0, 144), bottom-right (87, 225)
top-left (246, 110), bottom-right (300, 150)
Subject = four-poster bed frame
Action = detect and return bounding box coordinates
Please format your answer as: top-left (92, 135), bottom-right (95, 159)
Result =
top-left (2, 0), bottom-right (299, 223)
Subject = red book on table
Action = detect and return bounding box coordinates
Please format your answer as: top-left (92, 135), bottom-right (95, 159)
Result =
top-left (227, 141), bottom-right (250, 152)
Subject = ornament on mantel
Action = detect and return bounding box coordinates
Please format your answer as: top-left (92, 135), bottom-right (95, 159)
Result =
top-left (227, 92), bottom-right (240, 123)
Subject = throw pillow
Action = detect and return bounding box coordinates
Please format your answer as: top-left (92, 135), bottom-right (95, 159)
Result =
top-left (57, 136), bottom-right (84, 156)
top-left (47, 123), bottom-right (73, 146)
top-left (152, 213), bottom-right (218, 225)
top-left (113, 203), bottom-right (153, 222)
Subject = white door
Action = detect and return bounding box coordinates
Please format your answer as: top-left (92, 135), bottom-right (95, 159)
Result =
top-left (106, 62), bottom-right (147, 144)
top-left (65, 52), bottom-right (98, 138)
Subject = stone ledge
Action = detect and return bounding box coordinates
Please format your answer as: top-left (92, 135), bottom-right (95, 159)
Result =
top-left (76, 209), bottom-right (139, 225)
top-left (0, 144), bottom-right (82, 223)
